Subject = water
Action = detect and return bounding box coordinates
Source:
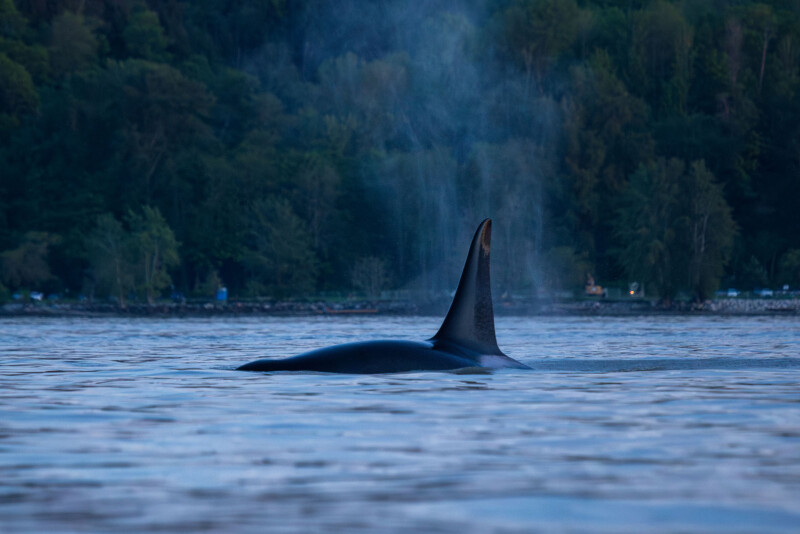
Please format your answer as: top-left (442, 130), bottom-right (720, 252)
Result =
top-left (1, 315), bottom-right (799, 533)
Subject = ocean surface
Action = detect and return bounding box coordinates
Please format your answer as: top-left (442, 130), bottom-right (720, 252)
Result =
top-left (1, 315), bottom-right (799, 533)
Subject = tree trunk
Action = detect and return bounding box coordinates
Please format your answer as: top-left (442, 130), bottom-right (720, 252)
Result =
top-left (115, 256), bottom-right (125, 308)
top-left (759, 28), bottom-right (770, 94)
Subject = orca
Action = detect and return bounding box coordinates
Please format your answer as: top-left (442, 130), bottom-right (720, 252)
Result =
top-left (237, 219), bottom-right (529, 374)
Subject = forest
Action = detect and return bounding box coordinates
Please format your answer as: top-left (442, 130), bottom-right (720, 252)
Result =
top-left (1, 0), bottom-right (799, 304)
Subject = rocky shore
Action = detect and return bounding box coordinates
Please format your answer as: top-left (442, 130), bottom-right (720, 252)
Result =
top-left (1, 297), bottom-right (799, 318)
top-left (538, 298), bottom-right (800, 316)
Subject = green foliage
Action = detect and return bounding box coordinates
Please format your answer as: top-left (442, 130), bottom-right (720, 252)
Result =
top-left (629, 1), bottom-right (694, 116)
top-left (615, 159), bottom-right (735, 302)
top-left (735, 254), bottom-right (769, 290)
top-left (0, 51), bottom-right (37, 127)
top-left (540, 246), bottom-right (591, 292)
top-left (243, 197), bottom-right (317, 297)
top-left (564, 49), bottom-right (653, 267)
top-left (86, 208), bottom-right (179, 305)
top-left (0, 0), bottom-right (26, 39)
top-left (0, 231), bottom-right (59, 290)
top-left (0, 38), bottom-right (49, 83)
top-left (351, 256), bottom-right (388, 300)
top-left (127, 206), bottom-right (180, 305)
top-left (86, 214), bottom-right (135, 306)
top-left (777, 249), bottom-right (800, 289)
top-left (48, 12), bottom-right (98, 78)
top-left (681, 161), bottom-right (736, 300)
top-left (500, 0), bottom-right (580, 84)
top-left (1, 0), bottom-right (799, 302)
top-left (615, 158), bottom-right (683, 302)
top-left (123, 7), bottom-right (167, 60)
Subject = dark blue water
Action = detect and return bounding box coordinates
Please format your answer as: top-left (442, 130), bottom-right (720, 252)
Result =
top-left (1, 315), bottom-right (799, 532)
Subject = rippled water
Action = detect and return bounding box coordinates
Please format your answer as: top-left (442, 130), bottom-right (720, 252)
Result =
top-left (1, 315), bottom-right (799, 533)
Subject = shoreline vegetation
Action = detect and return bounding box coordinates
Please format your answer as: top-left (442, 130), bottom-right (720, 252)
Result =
top-left (3, 297), bottom-right (798, 318)
top-left (2, 1), bottom-right (800, 307)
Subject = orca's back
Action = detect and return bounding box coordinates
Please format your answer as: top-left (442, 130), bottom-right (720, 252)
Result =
top-left (237, 340), bottom-right (474, 374)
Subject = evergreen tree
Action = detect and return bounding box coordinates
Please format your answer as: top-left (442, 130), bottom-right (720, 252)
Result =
top-left (127, 206), bottom-right (179, 305)
top-left (0, 0), bottom-right (798, 301)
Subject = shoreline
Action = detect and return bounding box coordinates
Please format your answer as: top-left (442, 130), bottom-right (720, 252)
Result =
top-left (2, 298), bottom-right (799, 318)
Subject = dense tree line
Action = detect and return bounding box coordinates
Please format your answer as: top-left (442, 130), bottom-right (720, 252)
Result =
top-left (1, 0), bottom-right (799, 303)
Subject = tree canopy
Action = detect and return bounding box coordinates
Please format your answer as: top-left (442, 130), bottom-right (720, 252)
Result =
top-left (1, 0), bottom-right (799, 303)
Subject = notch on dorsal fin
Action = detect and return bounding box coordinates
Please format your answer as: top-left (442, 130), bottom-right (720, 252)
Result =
top-left (431, 219), bottom-right (503, 355)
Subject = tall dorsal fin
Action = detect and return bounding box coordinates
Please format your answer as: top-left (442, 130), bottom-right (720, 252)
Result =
top-left (431, 219), bottom-right (503, 355)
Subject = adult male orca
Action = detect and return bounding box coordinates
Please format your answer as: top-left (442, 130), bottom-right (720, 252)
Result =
top-left (237, 219), bottom-right (529, 374)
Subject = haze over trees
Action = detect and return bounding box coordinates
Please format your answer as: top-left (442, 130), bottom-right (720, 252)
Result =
top-left (1, 0), bottom-right (799, 303)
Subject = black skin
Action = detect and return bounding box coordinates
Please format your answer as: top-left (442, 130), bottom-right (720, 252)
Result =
top-left (236, 219), bottom-right (529, 374)
top-left (237, 340), bottom-right (478, 374)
